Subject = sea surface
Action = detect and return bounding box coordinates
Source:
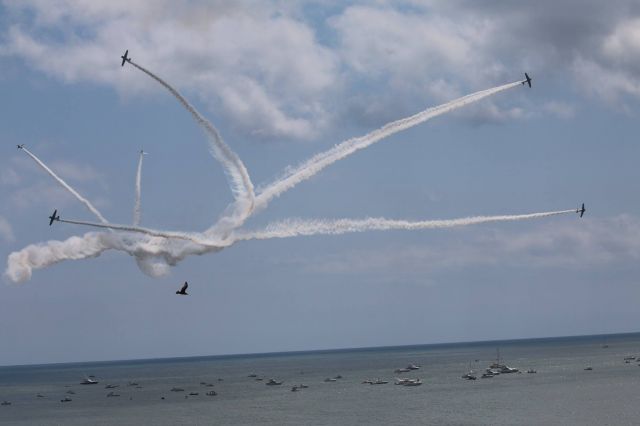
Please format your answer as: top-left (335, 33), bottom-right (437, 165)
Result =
top-left (2, 333), bottom-right (640, 425)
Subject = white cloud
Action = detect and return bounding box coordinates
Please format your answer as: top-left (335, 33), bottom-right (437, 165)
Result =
top-left (1, 0), bottom-right (340, 140)
top-left (0, 216), bottom-right (15, 242)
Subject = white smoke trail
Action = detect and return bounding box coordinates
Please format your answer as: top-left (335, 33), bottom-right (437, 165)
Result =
top-left (19, 147), bottom-right (109, 224)
top-left (5, 231), bottom-right (224, 283)
top-left (133, 150), bottom-right (144, 226)
top-left (56, 218), bottom-right (227, 248)
top-left (128, 61), bottom-right (255, 228)
top-left (253, 81), bottom-right (523, 214)
top-left (235, 210), bottom-right (576, 240)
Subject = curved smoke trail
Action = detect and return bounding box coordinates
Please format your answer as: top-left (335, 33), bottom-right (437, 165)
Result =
top-left (254, 82), bottom-right (523, 214)
top-left (128, 61), bottom-right (255, 229)
top-left (5, 231), bottom-right (225, 284)
top-left (133, 150), bottom-right (144, 226)
top-left (236, 210), bottom-right (576, 240)
top-left (19, 147), bottom-right (108, 224)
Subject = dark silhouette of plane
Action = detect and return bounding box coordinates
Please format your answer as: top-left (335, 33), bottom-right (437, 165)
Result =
top-left (577, 203), bottom-right (586, 218)
top-left (176, 281), bottom-right (188, 295)
top-left (48, 209), bottom-right (60, 226)
top-left (17, 144), bottom-right (24, 150)
top-left (522, 73), bottom-right (532, 88)
top-left (121, 50), bottom-right (131, 67)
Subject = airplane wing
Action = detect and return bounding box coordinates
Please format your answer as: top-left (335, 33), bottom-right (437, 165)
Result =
top-left (181, 282), bottom-right (188, 292)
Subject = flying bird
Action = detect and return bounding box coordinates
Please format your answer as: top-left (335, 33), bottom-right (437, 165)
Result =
top-left (176, 281), bottom-right (188, 295)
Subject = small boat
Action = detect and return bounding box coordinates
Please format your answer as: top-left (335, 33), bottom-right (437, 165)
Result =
top-left (324, 378), bottom-right (337, 382)
top-left (481, 372), bottom-right (494, 379)
top-left (200, 381), bottom-right (207, 385)
top-left (1, 401), bottom-right (11, 406)
top-left (170, 387), bottom-right (185, 392)
top-left (298, 384), bottom-right (309, 388)
top-left (407, 364), bottom-right (421, 370)
top-left (60, 396), bottom-right (72, 403)
top-left (461, 372), bottom-right (477, 380)
top-left (105, 384), bottom-right (119, 389)
top-left (36, 394), bottom-right (46, 398)
top-left (127, 382), bottom-right (139, 387)
top-left (66, 390), bottom-right (76, 395)
top-left (189, 392), bottom-right (199, 396)
top-left (624, 356), bottom-right (636, 361)
top-left (80, 377), bottom-right (98, 385)
top-left (362, 379), bottom-right (373, 384)
top-left (106, 391), bottom-right (120, 397)
top-left (248, 374), bottom-right (258, 378)
top-left (266, 379), bottom-right (283, 386)
top-left (526, 369), bottom-right (537, 374)
top-left (584, 367), bottom-right (593, 371)
top-left (206, 390), bottom-right (217, 396)
top-left (291, 386), bottom-right (299, 392)
top-left (372, 379), bottom-right (388, 385)
top-left (394, 368), bottom-right (411, 373)
top-left (396, 378), bottom-right (422, 386)
top-left (334, 375), bottom-right (343, 379)
top-left (205, 383), bottom-right (214, 387)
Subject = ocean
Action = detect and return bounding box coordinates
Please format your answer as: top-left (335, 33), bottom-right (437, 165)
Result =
top-left (2, 333), bottom-right (640, 425)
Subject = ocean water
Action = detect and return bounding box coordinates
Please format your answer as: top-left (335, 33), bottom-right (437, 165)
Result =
top-left (2, 333), bottom-right (640, 425)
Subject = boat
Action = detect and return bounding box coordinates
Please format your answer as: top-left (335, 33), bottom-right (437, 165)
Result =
top-left (291, 386), bottom-right (299, 392)
top-left (395, 378), bottom-right (422, 386)
top-left (36, 394), bottom-right (45, 398)
top-left (189, 392), bottom-right (199, 396)
top-left (584, 367), bottom-right (593, 371)
top-left (266, 379), bottom-right (283, 386)
top-left (105, 384), bottom-right (119, 389)
top-left (526, 369), bottom-right (537, 374)
top-left (481, 371), bottom-right (495, 379)
top-left (106, 391), bottom-right (120, 397)
top-left (170, 387), bottom-right (185, 392)
top-left (206, 390), bottom-right (217, 396)
top-left (372, 379), bottom-right (388, 385)
top-left (407, 364), bottom-right (421, 370)
top-left (80, 376), bottom-right (98, 385)
top-left (248, 374), bottom-right (258, 378)
top-left (324, 378), bottom-right (337, 382)
top-left (1, 401), bottom-right (11, 406)
top-left (66, 390), bottom-right (75, 395)
top-left (461, 372), bottom-right (477, 380)
top-left (298, 384), bottom-right (309, 388)
top-left (60, 396), bottom-right (72, 403)
top-left (127, 382), bottom-right (139, 387)
top-left (394, 368), bottom-right (411, 373)
top-left (489, 349), bottom-right (518, 373)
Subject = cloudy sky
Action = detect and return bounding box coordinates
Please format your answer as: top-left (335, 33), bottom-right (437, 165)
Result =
top-left (1, 0), bottom-right (639, 365)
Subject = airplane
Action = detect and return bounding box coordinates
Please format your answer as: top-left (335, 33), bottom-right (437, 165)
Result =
top-left (139, 149), bottom-right (147, 155)
top-left (176, 281), bottom-right (188, 295)
top-left (577, 203), bottom-right (586, 218)
top-left (522, 73), bottom-right (532, 88)
top-left (16, 144), bottom-right (24, 150)
top-left (121, 50), bottom-right (131, 67)
top-left (48, 209), bottom-right (60, 226)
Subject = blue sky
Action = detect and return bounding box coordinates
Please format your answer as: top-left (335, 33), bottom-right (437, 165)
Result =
top-left (1, 0), bottom-right (640, 365)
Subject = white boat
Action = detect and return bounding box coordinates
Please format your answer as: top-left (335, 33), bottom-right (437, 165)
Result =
top-left (266, 379), bottom-right (283, 386)
top-left (80, 377), bottom-right (98, 385)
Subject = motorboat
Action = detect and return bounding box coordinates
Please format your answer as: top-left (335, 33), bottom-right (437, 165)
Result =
top-left (189, 392), bottom-right (199, 396)
top-left (206, 390), bottom-right (217, 396)
top-left (266, 379), bottom-right (283, 386)
top-left (80, 377), bottom-right (98, 385)
top-left (170, 387), bottom-right (185, 392)
top-left (105, 384), bottom-right (119, 389)
top-left (394, 368), bottom-right (411, 373)
top-left (324, 378), bottom-right (337, 382)
top-left (526, 369), bottom-right (537, 374)
top-left (372, 379), bottom-right (388, 384)
top-left (1, 401), bottom-right (11, 406)
top-left (461, 372), bottom-right (477, 380)
top-left (407, 364), bottom-right (421, 370)
top-left (60, 396), bottom-right (72, 403)
top-left (403, 379), bottom-right (422, 386)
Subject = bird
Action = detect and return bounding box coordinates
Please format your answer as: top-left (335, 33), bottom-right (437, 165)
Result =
top-left (176, 281), bottom-right (188, 295)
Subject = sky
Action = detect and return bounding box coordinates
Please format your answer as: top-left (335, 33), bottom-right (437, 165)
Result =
top-left (1, 0), bottom-right (640, 366)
